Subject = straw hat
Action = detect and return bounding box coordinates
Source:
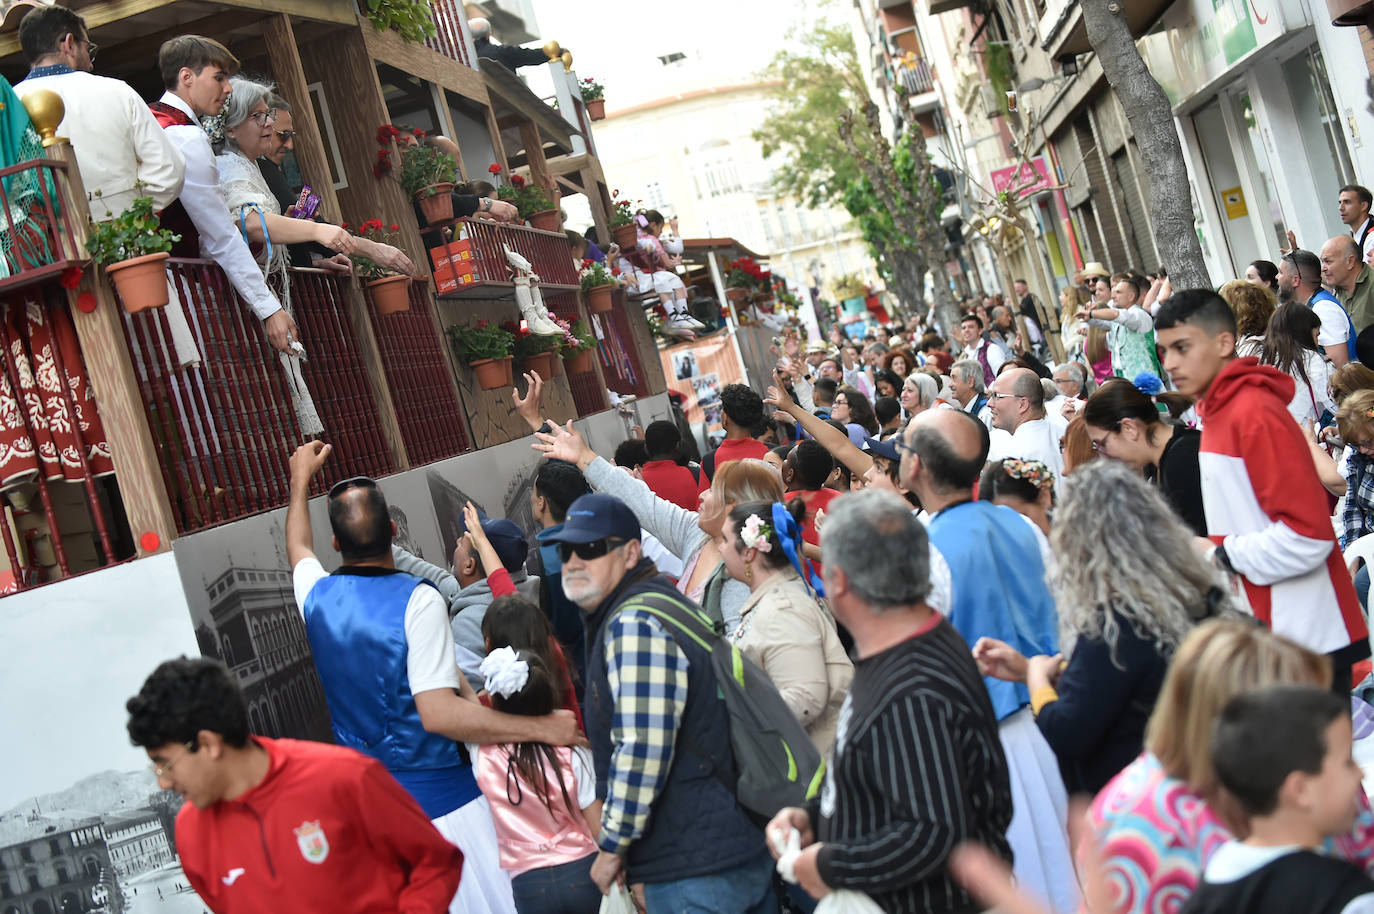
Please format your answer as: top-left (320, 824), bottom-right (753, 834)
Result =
top-left (1080, 261), bottom-right (1110, 279)
top-left (804, 341), bottom-right (831, 355)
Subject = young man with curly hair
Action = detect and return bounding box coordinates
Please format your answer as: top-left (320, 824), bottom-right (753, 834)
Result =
top-left (126, 656), bottom-right (462, 913)
top-left (702, 383), bottom-right (771, 481)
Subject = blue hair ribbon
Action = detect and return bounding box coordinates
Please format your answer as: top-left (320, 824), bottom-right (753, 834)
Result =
top-left (771, 502), bottom-right (825, 597)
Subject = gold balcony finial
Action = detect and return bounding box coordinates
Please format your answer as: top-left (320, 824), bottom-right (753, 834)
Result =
top-left (21, 89), bottom-right (67, 147)
top-left (542, 40), bottom-right (561, 60)
top-left (560, 49), bottom-right (572, 72)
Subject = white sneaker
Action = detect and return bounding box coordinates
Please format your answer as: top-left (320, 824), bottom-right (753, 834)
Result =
top-left (674, 311), bottom-right (706, 330)
top-left (665, 315), bottom-right (698, 338)
top-left (521, 307), bottom-right (563, 337)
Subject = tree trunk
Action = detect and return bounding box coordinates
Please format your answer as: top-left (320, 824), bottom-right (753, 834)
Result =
top-left (1079, 0), bottom-right (1211, 290)
top-left (888, 247), bottom-right (929, 321)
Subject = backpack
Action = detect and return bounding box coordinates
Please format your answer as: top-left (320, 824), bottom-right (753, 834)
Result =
top-left (616, 590), bottom-right (825, 821)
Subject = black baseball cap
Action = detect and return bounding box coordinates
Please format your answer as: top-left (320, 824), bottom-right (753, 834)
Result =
top-left (541, 493), bottom-right (640, 544)
top-left (863, 436), bottom-right (899, 462)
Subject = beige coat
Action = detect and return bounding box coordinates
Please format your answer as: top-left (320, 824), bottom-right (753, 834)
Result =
top-left (731, 567), bottom-right (853, 752)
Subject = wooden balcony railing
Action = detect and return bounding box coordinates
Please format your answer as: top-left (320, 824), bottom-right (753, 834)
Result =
top-left (424, 0), bottom-right (475, 68)
top-left (0, 159), bottom-right (89, 295)
top-left (432, 220), bottom-right (579, 299)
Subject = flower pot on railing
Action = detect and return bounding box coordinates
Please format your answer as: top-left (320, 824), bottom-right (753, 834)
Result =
top-left (471, 356), bottom-right (514, 390)
top-left (105, 252), bottom-right (171, 313)
top-left (586, 99), bottom-right (605, 121)
top-left (528, 210), bottom-right (561, 232)
top-left (564, 348), bottom-right (595, 375)
top-left (366, 274), bottom-right (412, 315)
top-left (612, 223), bottom-right (638, 251)
top-left (415, 183), bottom-right (455, 224)
top-left (726, 286), bottom-right (749, 304)
top-left (585, 283), bottom-right (615, 313)
top-left (522, 351), bottom-right (557, 380)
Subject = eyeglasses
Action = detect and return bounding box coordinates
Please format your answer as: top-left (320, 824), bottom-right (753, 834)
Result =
top-left (1091, 428), bottom-right (1118, 453)
top-left (328, 476), bottom-right (377, 499)
top-left (274, 129), bottom-right (295, 142)
top-left (990, 393), bottom-right (1024, 401)
top-left (249, 107), bottom-right (279, 127)
top-left (150, 740), bottom-right (197, 779)
top-left (557, 538), bottom-right (625, 562)
top-left (84, 37), bottom-right (98, 61)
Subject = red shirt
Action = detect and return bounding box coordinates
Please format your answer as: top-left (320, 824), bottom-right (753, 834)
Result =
top-left (640, 459), bottom-right (706, 510)
top-left (176, 737), bottom-right (461, 914)
top-left (785, 487), bottom-right (840, 576)
top-left (707, 437), bottom-right (771, 479)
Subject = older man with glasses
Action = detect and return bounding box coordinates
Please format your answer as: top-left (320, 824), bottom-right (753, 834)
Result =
top-left (544, 491), bottom-right (777, 911)
top-left (284, 440), bottom-right (579, 914)
top-left (254, 96), bottom-right (350, 272)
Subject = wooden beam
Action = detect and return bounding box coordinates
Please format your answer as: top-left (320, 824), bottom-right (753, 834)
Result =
top-left (518, 119), bottom-right (553, 201)
top-left (221, 0), bottom-right (359, 25)
top-left (361, 22), bottom-right (488, 105)
top-left (96, 8), bottom-right (264, 73)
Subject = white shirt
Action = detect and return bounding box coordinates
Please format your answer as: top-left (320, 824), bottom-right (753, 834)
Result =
top-left (1311, 293), bottom-right (1352, 350)
top-left (1043, 395), bottom-right (1072, 438)
top-left (1355, 216), bottom-right (1374, 264)
top-left (961, 337), bottom-right (1007, 376)
top-left (959, 393), bottom-right (994, 427)
top-left (157, 91), bottom-right (282, 320)
top-left (1202, 842), bottom-right (1374, 914)
top-left (293, 557), bottom-right (463, 695)
top-left (16, 70), bottom-right (184, 219)
top-left (988, 416), bottom-right (1065, 482)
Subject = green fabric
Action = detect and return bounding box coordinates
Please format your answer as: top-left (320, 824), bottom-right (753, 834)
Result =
top-left (0, 74), bottom-right (57, 274)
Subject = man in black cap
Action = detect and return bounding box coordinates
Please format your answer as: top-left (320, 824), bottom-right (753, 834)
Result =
top-left (544, 492), bottom-right (775, 910)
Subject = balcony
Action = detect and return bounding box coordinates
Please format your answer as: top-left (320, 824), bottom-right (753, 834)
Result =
top-left (423, 0), bottom-right (476, 68)
top-left (429, 219), bottom-right (579, 299)
top-left (0, 159), bottom-right (89, 291)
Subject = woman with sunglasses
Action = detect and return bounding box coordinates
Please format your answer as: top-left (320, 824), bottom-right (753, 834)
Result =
top-left (532, 422), bottom-right (782, 636)
top-left (1080, 378), bottom-right (1206, 536)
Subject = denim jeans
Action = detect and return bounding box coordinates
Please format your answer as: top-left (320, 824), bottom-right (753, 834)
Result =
top-left (511, 853), bottom-right (603, 914)
top-left (641, 849), bottom-right (778, 913)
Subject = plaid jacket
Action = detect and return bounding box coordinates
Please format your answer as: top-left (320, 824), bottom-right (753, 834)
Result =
top-left (1344, 451), bottom-right (1374, 549)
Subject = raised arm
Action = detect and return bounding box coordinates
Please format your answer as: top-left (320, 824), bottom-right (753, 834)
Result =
top-left (286, 441), bottom-right (331, 569)
top-left (766, 370), bottom-right (873, 478)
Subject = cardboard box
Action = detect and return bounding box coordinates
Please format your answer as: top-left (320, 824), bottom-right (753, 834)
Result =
top-left (429, 240), bottom-right (473, 271)
top-left (433, 265), bottom-right (478, 295)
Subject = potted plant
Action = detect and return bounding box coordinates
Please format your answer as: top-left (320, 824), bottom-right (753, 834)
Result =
top-left (579, 258), bottom-right (618, 313)
top-left (353, 219), bottom-right (412, 315)
top-left (447, 319), bottom-right (515, 390)
top-left (505, 319), bottom-right (562, 379)
top-left (396, 130), bottom-right (458, 224)
top-left (834, 273), bottom-right (868, 309)
top-left (609, 190), bottom-right (637, 250)
top-left (496, 171), bottom-right (559, 231)
top-left (86, 195), bottom-right (180, 313)
top-left (580, 77), bottom-right (605, 121)
top-left (725, 256), bottom-right (764, 304)
top-left (559, 317), bottom-right (596, 375)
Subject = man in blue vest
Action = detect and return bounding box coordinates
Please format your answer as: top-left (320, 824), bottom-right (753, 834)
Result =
top-left (1281, 249), bottom-right (1356, 368)
top-left (285, 441), bottom-right (581, 914)
top-left (898, 409), bottom-right (1080, 914)
top-left (543, 492), bottom-right (774, 912)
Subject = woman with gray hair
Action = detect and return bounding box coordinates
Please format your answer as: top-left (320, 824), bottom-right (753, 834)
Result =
top-left (972, 459), bottom-right (1226, 795)
top-left (898, 371), bottom-right (937, 417)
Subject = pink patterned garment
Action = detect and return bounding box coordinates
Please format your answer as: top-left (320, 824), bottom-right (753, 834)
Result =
top-left (1084, 752), bottom-right (1374, 913)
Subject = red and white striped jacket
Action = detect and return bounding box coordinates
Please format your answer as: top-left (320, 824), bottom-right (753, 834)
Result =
top-left (1198, 357), bottom-right (1369, 665)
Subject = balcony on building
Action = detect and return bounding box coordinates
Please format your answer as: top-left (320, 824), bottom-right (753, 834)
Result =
top-left (1042, 0), bottom-right (1173, 61)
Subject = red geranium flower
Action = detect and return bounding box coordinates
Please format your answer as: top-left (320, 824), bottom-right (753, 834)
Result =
top-left (581, 258), bottom-right (593, 268)
top-left (488, 163), bottom-right (503, 174)
top-left (59, 266), bottom-right (82, 290)
top-left (510, 174), bottom-right (525, 188)
top-left (412, 128), bottom-right (425, 138)
top-left (611, 267), bottom-right (621, 276)
top-left (389, 224), bottom-right (399, 231)
top-left (341, 222), bottom-right (350, 230)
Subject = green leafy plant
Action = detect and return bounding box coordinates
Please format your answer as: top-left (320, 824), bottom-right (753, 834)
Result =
top-left (559, 318), bottom-right (595, 355)
top-left (834, 273), bottom-right (868, 300)
top-left (726, 256), bottom-right (768, 290)
top-left (496, 172), bottom-right (554, 217)
top-left (609, 190), bottom-right (635, 228)
top-left (352, 218), bottom-right (405, 280)
top-left (504, 320), bottom-right (563, 359)
top-left (400, 144), bottom-right (459, 198)
top-left (86, 196), bottom-right (179, 266)
top-left (579, 77), bottom-right (604, 102)
top-left (579, 258), bottom-right (617, 291)
top-left (362, 0), bottom-right (437, 44)
top-left (447, 319), bottom-right (514, 363)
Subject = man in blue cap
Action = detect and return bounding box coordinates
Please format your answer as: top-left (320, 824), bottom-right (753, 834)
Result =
top-left (546, 492), bottom-right (775, 911)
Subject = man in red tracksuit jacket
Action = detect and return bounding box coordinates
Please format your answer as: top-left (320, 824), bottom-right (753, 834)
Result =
top-left (126, 657), bottom-right (462, 913)
top-left (1155, 289), bottom-right (1370, 691)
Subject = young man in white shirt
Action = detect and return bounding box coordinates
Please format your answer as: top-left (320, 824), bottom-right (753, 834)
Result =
top-left (1340, 184), bottom-right (1374, 264)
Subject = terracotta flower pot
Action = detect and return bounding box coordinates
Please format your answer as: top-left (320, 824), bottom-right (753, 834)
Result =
top-left (612, 223), bottom-right (638, 250)
top-left (105, 252), bottom-right (171, 313)
top-left (564, 348), bottom-right (595, 375)
top-left (471, 356), bottom-right (514, 390)
top-left (586, 98), bottom-right (605, 121)
top-left (528, 210), bottom-right (562, 232)
top-left (366, 274), bottom-right (412, 315)
top-left (522, 351), bottom-right (557, 380)
top-left (726, 286), bottom-right (749, 304)
top-left (415, 183), bottom-right (455, 224)
top-left (585, 283), bottom-right (615, 313)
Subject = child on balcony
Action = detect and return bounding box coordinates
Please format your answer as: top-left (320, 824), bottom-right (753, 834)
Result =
top-left (636, 209), bottom-right (703, 333)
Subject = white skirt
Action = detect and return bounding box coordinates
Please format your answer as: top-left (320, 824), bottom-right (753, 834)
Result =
top-left (999, 707), bottom-right (1082, 914)
top-left (432, 795), bottom-right (517, 914)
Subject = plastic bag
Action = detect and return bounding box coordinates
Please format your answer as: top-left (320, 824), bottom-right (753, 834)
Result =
top-left (773, 827), bottom-right (884, 914)
top-left (598, 883), bottom-right (636, 914)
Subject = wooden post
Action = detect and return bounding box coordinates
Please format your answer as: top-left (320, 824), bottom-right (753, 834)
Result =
top-left (32, 124), bottom-right (177, 554)
top-left (519, 120), bottom-right (554, 204)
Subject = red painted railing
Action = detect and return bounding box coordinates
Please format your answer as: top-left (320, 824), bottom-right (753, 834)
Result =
top-left (0, 159), bottom-right (88, 296)
top-left (120, 261), bottom-right (389, 534)
top-left (364, 278), bottom-right (471, 465)
top-left (432, 220), bottom-right (579, 297)
top-left (424, 0), bottom-right (474, 67)
top-left (543, 291), bottom-right (607, 415)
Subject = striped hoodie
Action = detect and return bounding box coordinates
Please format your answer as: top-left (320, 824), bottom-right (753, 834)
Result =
top-left (1198, 357), bottom-right (1369, 666)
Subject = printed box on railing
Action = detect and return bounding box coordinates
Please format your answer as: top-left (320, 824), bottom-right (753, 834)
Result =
top-left (429, 239), bottom-right (473, 271)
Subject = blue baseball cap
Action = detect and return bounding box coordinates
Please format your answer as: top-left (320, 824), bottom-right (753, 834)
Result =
top-left (479, 517), bottom-right (529, 573)
top-left (542, 493), bottom-right (641, 545)
top-left (863, 435), bottom-right (899, 462)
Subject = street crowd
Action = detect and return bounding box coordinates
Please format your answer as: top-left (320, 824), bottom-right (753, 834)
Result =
top-left (25, 0), bottom-right (1374, 909)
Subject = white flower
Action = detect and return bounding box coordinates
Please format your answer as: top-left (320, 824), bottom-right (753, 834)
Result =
top-left (479, 645), bottom-right (530, 699)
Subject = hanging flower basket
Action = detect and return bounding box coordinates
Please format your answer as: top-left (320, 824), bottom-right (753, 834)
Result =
top-left (585, 283), bottom-right (615, 313)
top-left (366, 274), bottom-right (412, 315)
top-left (564, 348), bottom-right (595, 375)
top-left (586, 99), bottom-right (605, 121)
top-left (612, 222), bottom-right (637, 251)
top-left (105, 252), bottom-right (171, 313)
top-left (415, 183), bottom-right (455, 224)
top-left (471, 356), bottom-right (514, 390)
top-left (522, 351), bottom-right (557, 380)
top-left (528, 209), bottom-right (561, 232)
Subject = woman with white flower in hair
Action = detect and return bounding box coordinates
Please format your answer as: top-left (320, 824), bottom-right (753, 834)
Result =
top-left (719, 499), bottom-right (853, 751)
top-left (972, 459), bottom-right (1229, 796)
top-left (472, 647), bottom-right (603, 913)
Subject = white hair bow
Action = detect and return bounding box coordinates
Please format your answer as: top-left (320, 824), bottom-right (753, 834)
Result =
top-left (480, 646), bottom-right (530, 699)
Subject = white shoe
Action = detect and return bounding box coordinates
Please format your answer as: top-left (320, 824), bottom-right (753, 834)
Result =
top-left (673, 310), bottom-right (706, 330)
top-left (522, 306), bottom-right (563, 336)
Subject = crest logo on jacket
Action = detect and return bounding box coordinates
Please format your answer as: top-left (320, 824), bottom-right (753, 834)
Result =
top-left (294, 820), bottom-right (329, 864)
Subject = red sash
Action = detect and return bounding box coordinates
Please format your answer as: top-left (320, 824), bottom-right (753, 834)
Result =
top-left (147, 101), bottom-right (200, 257)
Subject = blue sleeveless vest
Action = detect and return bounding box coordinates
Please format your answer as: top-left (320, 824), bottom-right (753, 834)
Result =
top-left (927, 501), bottom-right (1059, 721)
top-left (303, 568), bottom-right (479, 819)
top-left (1310, 288), bottom-right (1359, 363)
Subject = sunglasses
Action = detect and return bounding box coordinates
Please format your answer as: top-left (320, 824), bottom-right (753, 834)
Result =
top-left (328, 476), bottom-right (377, 499)
top-left (557, 538), bottom-right (625, 562)
top-left (275, 129), bottom-right (295, 142)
